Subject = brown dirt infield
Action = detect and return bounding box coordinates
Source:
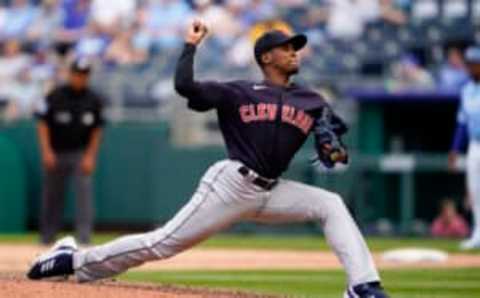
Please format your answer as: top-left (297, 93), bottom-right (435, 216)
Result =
top-left (0, 273), bottom-right (277, 298)
top-left (1, 243), bottom-right (480, 297)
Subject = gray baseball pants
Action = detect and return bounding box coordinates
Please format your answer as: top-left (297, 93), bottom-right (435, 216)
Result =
top-left (73, 159), bottom-right (379, 286)
top-left (40, 151), bottom-right (94, 244)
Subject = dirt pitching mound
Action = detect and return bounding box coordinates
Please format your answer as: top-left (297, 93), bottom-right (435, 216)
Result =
top-left (0, 273), bottom-right (277, 298)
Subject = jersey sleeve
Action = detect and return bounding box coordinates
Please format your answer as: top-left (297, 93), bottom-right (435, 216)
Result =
top-left (34, 91), bottom-right (54, 122)
top-left (456, 97), bottom-right (468, 125)
top-left (92, 94), bottom-right (106, 128)
top-left (174, 43), bottom-right (234, 112)
top-left (451, 93), bottom-right (469, 152)
top-left (310, 97), bottom-right (348, 136)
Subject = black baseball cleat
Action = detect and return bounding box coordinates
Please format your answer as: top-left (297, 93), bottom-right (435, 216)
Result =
top-left (27, 236), bottom-right (77, 280)
top-left (344, 281), bottom-right (390, 298)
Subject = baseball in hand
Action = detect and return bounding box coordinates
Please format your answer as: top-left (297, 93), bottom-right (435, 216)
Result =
top-left (186, 19), bottom-right (208, 45)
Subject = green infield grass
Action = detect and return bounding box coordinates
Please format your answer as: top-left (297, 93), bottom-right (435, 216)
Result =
top-left (122, 268), bottom-right (480, 298)
top-left (0, 233), bottom-right (476, 253)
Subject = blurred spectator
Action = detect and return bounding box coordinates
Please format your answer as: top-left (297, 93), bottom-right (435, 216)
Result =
top-left (431, 199), bottom-right (470, 238)
top-left (141, 0), bottom-right (192, 51)
top-left (56, 0), bottom-right (90, 54)
top-left (437, 47), bottom-right (469, 91)
top-left (27, 0), bottom-right (64, 47)
top-left (276, 0), bottom-right (309, 7)
top-left (411, 0), bottom-right (439, 20)
top-left (379, 0), bottom-right (407, 24)
top-left (326, 0), bottom-right (405, 40)
top-left (104, 23), bottom-right (150, 65)
top-left (0, 5), bottom-right (7, 31)
top-left (224, 0), bottom-right (250, 27)
top-left (242, 0), bottom-right (275, 27)
top-left (326, 0), bottom-right (380, 40)
top-left (0, 42), bottom-right (56, 121)
top-left (90, 0), bottom-right (136, 34)
top-left (394, 0), bottom-right (411, 10)
top-left (388, 54), bottom-right (435, 90)
top-left (226, 33), bottom-right (254, 67)
top-left (303, 1), bottom-right (328, 26)
top-left (73, 21), bottom-right (109, 59)
top-left (0, 39), bottom-right (30, 80)
top-left (443, 0), bottom-right (468, 20)
top-left (0, 39), bottom-right (31, 103)
top-left (29, 45), bottom-right (57, 93)
top-left (4, 45), bottom-right (56, 120)
top-left (193, 0), bottom-right (243, 46)
top-left (1, 0), bottom-right (39, 40)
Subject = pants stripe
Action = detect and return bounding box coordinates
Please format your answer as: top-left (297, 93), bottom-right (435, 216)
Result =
top-left (76, 163), bottom-right (229, 273)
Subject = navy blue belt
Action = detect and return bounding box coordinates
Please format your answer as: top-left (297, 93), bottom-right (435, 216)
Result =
top-left (238, 166), bottom-right (278, 190)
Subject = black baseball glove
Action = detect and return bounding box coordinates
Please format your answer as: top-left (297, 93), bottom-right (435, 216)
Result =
top-left (312, 107), bottom-right (349, 169)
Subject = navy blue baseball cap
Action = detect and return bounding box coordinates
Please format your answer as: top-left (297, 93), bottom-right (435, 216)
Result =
top-left (465, 46), bottom-right (480, 64)
top-left (254, 30), bottom-right (308, 65)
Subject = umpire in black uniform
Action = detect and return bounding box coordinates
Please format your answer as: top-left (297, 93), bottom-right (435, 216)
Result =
top-left (36, 58), bottom-right (104, 245)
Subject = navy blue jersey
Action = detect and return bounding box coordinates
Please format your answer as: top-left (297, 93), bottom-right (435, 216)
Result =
top-left (175, 44), bottom-right (331, 178)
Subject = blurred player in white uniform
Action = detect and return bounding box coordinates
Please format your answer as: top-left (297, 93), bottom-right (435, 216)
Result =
top-left (449, 46), bottom-right (480, 250)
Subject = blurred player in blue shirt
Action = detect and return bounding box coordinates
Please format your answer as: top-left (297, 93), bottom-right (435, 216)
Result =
top-left (449, 46), bottom-right (480, 250)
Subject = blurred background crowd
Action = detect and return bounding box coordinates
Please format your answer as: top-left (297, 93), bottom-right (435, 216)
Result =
top-left (0, 0), bottom-right (478, 121)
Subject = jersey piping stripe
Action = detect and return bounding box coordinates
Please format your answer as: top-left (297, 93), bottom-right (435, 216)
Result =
top-left (77, 165), bottom-right (226, 273)
top-left (76, 163), bottom-right (230, 274)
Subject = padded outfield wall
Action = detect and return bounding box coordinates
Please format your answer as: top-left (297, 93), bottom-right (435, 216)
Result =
top-left (0, 119), bottom-right (464, 234)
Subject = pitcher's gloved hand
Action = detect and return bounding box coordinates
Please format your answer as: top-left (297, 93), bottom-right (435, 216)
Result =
top-left (313, 133), bottom-right (348, 168)
top-left (312, 107), bottom-right (349, 169)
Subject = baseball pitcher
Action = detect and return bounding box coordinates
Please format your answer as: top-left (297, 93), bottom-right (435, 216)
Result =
top-left (27, 20), bottom-right (389, 298)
